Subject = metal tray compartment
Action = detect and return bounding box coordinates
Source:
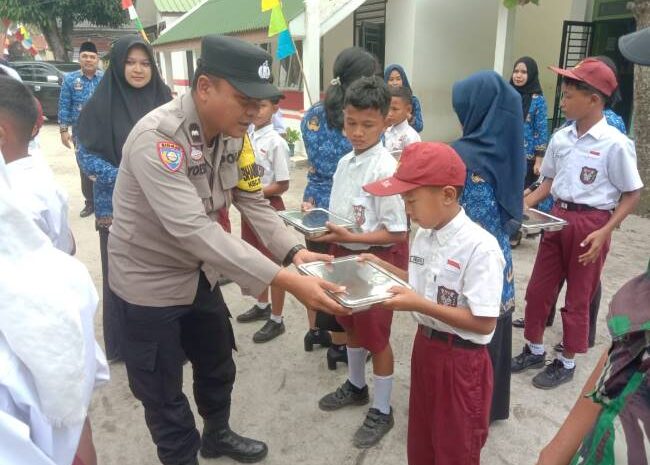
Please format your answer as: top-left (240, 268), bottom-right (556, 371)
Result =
top-left (279, 208), bottom-right (357, 238)
top-left (298, 256), bottom-right (411, 312)
top-left (521, 208), bottom-right (568, 235)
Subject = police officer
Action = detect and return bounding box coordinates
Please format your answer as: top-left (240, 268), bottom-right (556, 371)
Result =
top-left (108, 35), bottom-right (346, 465)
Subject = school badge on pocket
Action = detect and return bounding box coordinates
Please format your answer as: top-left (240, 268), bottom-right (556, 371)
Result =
top-left (580, 166), bottom-right (598, 185)
top-left (157, 141), bottom-right (185, 172)
top-left (436, 286), bottom-right (459, 307)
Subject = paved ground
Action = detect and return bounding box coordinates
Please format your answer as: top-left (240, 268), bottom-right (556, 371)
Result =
top-left (39, 122), bottom-right (650, 465)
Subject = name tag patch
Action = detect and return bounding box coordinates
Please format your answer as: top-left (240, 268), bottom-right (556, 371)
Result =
top-left (409, 255), bottom-right (424, 266)
top-left (157, 141), bottom-right (185, 172)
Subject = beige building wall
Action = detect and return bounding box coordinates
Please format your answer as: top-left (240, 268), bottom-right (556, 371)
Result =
top-left (322, 15), bottom-right (354, 88)
top-left (386, 0), bottom-right (501, 142)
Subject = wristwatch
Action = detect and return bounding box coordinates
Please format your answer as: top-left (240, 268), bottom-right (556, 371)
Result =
top-left (59, 125), bottom-right (69, 133)
top-left (282, 244), bottom-right (306, 267)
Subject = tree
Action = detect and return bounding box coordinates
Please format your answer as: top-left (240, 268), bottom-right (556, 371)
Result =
top-left (505, 0), bottom-right (650, 216)
top-left (0, 0), bottom-right (127, 61)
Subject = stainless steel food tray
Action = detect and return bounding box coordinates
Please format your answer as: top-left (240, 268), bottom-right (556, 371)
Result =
top-left (521, 208), bottom-right (568, 235)
top-left (298, 256), bottom-right (411, 311)
top-left (279, 208), bottom-right (357, 238)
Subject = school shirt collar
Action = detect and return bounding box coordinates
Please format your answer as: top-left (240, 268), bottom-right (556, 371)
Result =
top-left (390, 119), bottom-right (410, 133)
top-left (430, 207), bottom-right (467, 246)
top-left (253, 124), bottom-right (275, 142)
top-left (568, 116), bottom-right (609, 141)
top-left (350, 141), bottom-right (383, 164)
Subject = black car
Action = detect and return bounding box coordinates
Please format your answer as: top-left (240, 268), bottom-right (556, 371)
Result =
top-left (10, 61), bottom-right (79, 120)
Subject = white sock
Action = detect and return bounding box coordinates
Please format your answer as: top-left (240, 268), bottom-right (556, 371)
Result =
top-left (257, 301), bottom-right (270, 309)
top-left (372, 375), bottom-right (393, 415)
top-left (559, 354), bottom-right (576, 370)
top-left (347, 347), bottom-right (368, 389)
top-left (527, 342), bottom-right (545, 355)
top-left (270, 313), bottom-right (283, 324)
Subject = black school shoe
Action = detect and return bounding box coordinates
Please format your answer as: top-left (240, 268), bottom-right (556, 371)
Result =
top-left (200, 426), bottom-right (268, 463)
top-left (511, 345), bottom-right (546, 373)
top-left (319, 380), bottom-right (369, 411)
top-left (236, 304), bottom-right (271, 323)
top-left (252, 319), bottom-right (285, 343)
top-left (304, 328), bottom-right (332, 351)
top-left (353, 408), bottom-right (394, 449)
top-left (532, 359), bottom-right (575, 389)
top-left (79, 203), bottom-right (94, 218)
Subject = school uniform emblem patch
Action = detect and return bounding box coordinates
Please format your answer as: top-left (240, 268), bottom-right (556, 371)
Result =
top-left (307, 116), bottom-right (320, 131)
top-left (353, 204), bottom-right (366, 226)
top-left (437, 286), bottom-right (459, 307)
top-left (580, 166), bottom-right (598, 185)
top-left (158, 141), bottom-right (185, 172)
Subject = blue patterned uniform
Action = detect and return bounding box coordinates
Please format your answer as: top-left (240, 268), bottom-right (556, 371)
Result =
top-left (301, 103), bottom-right (352, 208)
top-left (410, 96), bottom-right (424, 133)
top-left (461, 173), bottom-right (515, 314)
top-left (604, 108), bottom-right (627, 134)
top-left (76, 142), bottom-right (118, 219)
top-left (524, 94), bottom-right (548, 160)
top-left (57, 70), bottom-right (103, 131)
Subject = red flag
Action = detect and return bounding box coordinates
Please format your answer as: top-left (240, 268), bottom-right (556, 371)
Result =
top-left (15, 30), bottom-right (23, 41)
top-left (121, 0), bottom-right (133, 9)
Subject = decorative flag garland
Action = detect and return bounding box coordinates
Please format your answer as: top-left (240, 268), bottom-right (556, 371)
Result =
top-left (262, 1), bottom-right (296, 60)
top-left (120, 0), bottom-right (149, 42)
top-left (2, 21), bottom-right (39, 57)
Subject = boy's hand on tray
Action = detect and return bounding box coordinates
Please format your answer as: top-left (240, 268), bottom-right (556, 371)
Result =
top-left (384, 286), bottom-right (424, 311)
top-left (310, 222), bottom-right (353, 243)
top-left (356, 253), bottom-right (380, 264)
top-left (293, 248), bottom-right (334, 265)
top-left (301, 201), bottom-right (314, 212)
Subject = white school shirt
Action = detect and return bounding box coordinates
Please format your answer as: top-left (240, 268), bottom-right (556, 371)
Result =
top-left (541, 117), bottom-right (643, 210)
top-left (384, 119), bottom-right (421, 154)
top-left (409, 208), bottom-right (505, 345)
top-left (5, 156), bottom-right (74, 254)
top-left (251, 124), bottom-right (291, 188)
top-left (329, 142), bottom-right (408, 251)
top-left (0, 262), bottom-right (109, 465)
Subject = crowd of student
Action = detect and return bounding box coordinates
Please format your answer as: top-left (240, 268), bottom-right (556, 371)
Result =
top-left (0, 25), bottom-right (648, 465)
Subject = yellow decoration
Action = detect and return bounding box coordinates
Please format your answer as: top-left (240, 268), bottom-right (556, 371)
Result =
top-left (261, 0), bottom-right (280, 11)
top-left (237, 134), bottom-right (262, 192)
top-left (268, 4), bottom-right (287, 37)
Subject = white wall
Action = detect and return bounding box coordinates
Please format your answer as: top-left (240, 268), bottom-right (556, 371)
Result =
top-left (385, 0), bottom-right (501, 142)
top-left (171, 50), bottom-right (189, 95)
top-left (322, 15), bottom-right (354, 88)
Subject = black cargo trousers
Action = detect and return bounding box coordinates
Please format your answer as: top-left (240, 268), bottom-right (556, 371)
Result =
top-left (116, 272), bottom-right (236, 465)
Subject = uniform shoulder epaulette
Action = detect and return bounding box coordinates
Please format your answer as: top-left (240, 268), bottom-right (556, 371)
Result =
top-left (156, 106), bottom-right (186, 138)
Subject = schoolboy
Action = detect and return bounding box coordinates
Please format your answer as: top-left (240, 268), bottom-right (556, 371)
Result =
top-left (384, 86), bottom-right (420, 156)
top-left (363, 141), bottom-right (505, 465)
top-left (512, 58), bottom-right (643, 389)
top-left (237, 97), bottom-right (292, 344)
top-left (0, 76), bottom-right (74, 254)
top-left (311, 75), bottom-right (408, 448)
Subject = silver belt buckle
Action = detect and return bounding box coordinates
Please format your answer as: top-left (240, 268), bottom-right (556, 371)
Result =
top-left (559, 201), bottom-right (569, 210)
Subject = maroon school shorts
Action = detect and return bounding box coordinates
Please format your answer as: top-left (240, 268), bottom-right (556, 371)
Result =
top-left (332, 241), bottom-right (408, 354)
top-left (241, 196), bottom-right (285, 262)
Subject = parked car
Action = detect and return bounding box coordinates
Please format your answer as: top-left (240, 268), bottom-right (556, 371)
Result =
top-left (9, 61), bottom-right (79, 121)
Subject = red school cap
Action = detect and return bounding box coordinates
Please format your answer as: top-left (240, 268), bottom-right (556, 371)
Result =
top-left (549, 57), bottom-right (618, 97)
top-left (363, 142), bottom-right (466, 196)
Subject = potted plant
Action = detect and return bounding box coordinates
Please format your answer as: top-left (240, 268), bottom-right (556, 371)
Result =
top-left (285, 127), bottom-right (301, 157)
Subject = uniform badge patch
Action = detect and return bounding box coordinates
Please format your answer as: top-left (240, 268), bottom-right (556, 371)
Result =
top-left (190, 145), bottom-right (203, 161)
top-left (157, 141), bottom-right (185, 172)
top-left (73, 78), bottom-right (83, 91)
top-left (353, 204), bottom-right (366, 226)
top-left (237, 134), bottom-right (262, 192)
top-left (437, 286), bottom-right (459, 307)
top-left (307, 116), bottom-right (320, 131)
top-left (580, 166), bottom-right (598, 185)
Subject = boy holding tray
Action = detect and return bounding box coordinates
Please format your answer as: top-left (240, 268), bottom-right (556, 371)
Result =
top-left (310, 75), bottom-right (408, 448)
top-left (362, 142), bottom-right (505, 464)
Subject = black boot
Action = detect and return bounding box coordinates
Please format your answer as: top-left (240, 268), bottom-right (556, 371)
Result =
top-left (304, 328), bottom-right (332, 351)
top-left (201, 424), bottom-right (268, 463)
top-left (327, 344), bottom-right (348, 370)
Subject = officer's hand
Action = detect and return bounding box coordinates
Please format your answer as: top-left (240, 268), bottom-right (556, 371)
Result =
top-left (292, 248), bottom-right (333, 266)
top-left (272, 269), bottom-right (350, 316)
top-left (61, 131), bottom-right (73, 149)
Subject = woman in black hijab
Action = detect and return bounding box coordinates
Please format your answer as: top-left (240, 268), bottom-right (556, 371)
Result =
top-left (76, 35), bottom-right (172, 362)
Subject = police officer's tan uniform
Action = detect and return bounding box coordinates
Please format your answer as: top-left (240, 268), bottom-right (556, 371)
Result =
top-left (108, 36), bottom-right (302, 465)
